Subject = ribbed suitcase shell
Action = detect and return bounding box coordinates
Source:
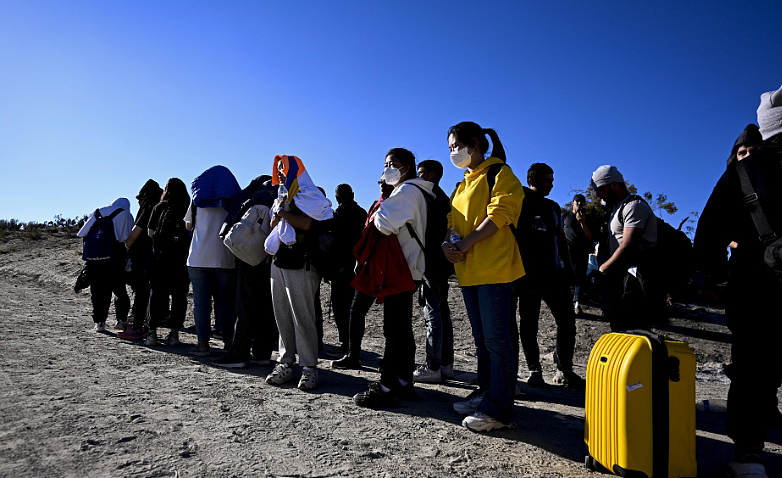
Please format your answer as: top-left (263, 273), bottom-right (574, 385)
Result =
top-left (584, 333), bottom-right (697, 478)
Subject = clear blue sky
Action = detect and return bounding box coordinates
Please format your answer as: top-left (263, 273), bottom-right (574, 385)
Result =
top-left (1, 1), bottom-right (781, 230)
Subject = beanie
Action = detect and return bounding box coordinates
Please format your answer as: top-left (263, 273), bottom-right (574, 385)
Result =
top-left (591, 165), bottom-right (625, 189)
top-left (757, 85), bottom-right (782, 140)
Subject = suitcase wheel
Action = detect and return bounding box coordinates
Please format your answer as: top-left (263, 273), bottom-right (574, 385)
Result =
top-left (585, 455), bottom-right (596, 471)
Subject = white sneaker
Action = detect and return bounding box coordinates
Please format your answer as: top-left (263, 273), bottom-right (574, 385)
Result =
top-left (146, 329), bottom-right (159, 346)
top-left (412, 364), bottom-right (442, 383)
top-left (266, 363), bottom-right (293, 385)
top-left (453, 390), bottom-right (486, 415)
top-left (574, 302), bottom-right (582, 314)
top-left (298, 367), bottom-right (318, 390)
top-left (167, 330), bottom-right (181, 346)
top-left (441, 364), bottom-right (455, 380)
top-left (113, 320), bottom-right (127, 331)
top-left (93, 322), bottom-right (106, 333)
top-left (725, 456), bottom-right (768, 478)
top-left (462, 411), bottom-right (513, 432)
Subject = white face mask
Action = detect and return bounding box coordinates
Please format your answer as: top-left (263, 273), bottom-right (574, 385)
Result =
top-left (382, 166), bottom-right (402, 186)
top-left (450, 147), bottom-right (472, 169)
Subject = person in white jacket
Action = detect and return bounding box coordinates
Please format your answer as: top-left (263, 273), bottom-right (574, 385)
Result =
top-left (353, 147), bottom-right (434, 408)
top-left (77, 198), bottom-right (135, 332)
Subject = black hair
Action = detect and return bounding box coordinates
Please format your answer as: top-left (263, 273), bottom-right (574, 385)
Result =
top-left (137, 179), bottom-right (163, 208)
top-left (447, 122), bottom-right (506, 162)
top-left (527, 163), bottom-right (554, 184)
top-left (317, 186), bottom-right (326, 198)
top-left (335, 183), bottom-right (354, 199)
top-left (161, 178), bottom-right (190, 206)
top-left (573, 194), bottom-right (586, 203)
top-left (417, 160), bottom-right (444, 181)
top-left (386, 147), bottom-right (417, 181)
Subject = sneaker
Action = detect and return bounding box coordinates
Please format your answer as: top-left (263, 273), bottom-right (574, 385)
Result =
top-left (525, 371), bottom-right (545, 387)
top-left (412, 364), bottom-right (442, 383)
top-left (211, 328), bottom-right (222, 339)
top-left (462, 412), bottom-right (513, 432)
top-left (145, 329), bottom-right (159, 346)
top-left (213, 356), bottom-right (247, 369)
top-left (93, 322), bottom-right (106, 333)
top-left (117, 327), bottom-right (146, 340)
top-left (325, 344), bottom-right (348, 358)
top-left (553, 370), bottom-right (585, 389)
top-left (574, 302), bottom-right (582, 314)
top-left (353, 382), bottom-right (398, 408)
top-left (265, 363), bottom-right (294, 385)
top-left (725, 455), bottom-right (768, 478)
top-left (441, 364), bottom-right (455, 380)
top-left (331, 355), bottom-right (361, 370)
top-left (453, 389), bottom-right (486, 415)
top-left (189, 344), bottom-right (211, 357)
top-left (166, 329), bottom-right (181, 346)
top-left (298, 367), bottom-right (319, 390)
top-left (113, 320), bottom-right (128, 331)
top-left (250, 353), bottom-right (273, 366)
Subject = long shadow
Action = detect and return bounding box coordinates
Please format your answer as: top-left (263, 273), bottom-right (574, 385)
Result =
top-left (653, 323), bottom-right (733, 344)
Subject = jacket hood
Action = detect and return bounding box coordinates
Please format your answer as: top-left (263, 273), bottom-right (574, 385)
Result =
top-left (727, 124), bottom-right (762, 166)
top-left (401, 177), bottom-right (435, 198)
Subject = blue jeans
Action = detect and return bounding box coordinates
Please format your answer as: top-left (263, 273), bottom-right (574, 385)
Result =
top-left (423, 276), bottom-right (453, 370)
top-left (461, 282), bottom-right (516, 424)
top-left (188, 267), bottom-right (237, 345)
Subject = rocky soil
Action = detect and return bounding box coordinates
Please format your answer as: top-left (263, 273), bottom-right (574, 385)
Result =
top-left (1, 231), bottom-right (781, 477)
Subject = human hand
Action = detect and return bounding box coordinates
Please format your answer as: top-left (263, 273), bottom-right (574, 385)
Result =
top-left (441, 242), bottom-right (465, 263)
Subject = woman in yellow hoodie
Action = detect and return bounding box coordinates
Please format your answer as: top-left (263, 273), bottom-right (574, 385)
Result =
top-left (442, 121), bottom-right (525, 432)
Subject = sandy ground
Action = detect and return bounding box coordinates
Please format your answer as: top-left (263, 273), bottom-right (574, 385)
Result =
top-left (1, 231), bottom-right (781, 477)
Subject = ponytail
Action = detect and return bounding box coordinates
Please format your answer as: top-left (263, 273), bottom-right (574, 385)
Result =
top-left (482, 128), bottom-right (506, 163)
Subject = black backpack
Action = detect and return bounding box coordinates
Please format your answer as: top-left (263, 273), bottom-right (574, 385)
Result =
top-left (404, 184), bottom-right (452, 280)
top-left (82, 208), bottom-right (123, 261)
top-left (153, 201), bottom-right (191, 260)
top-left (306, 218), bottom-right (339, 282)
top-left (618, 195), bottom-right (694, 295)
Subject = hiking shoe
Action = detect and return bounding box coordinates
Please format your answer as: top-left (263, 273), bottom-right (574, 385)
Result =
top-left (166, 329), bottom-right (181, 346)
top-left (213, 356), bottom-right (247, 369)
top-left (553, 370), bottom-right (585, 389)
top-left (298, 367), bottom-right (319, 390)
top-left (93, 322), bottom-right (106, 333)
top-left (265, 363), bottom-right (294, 385)
top-left (331, 355), bottom-right (361, 370)
top-left (189, 344), bottom-right (211, 357)
top-left (453, 389), bottom-right (486, 415)
top-left (353, 382), bottom-right (398, 408)
top-left (441, 364), bottom-right (455, 380)
top-left (113, 320), bottom-right (128, 331)
top-left (412, 364), bottom-right (442, 383)
top-left (145, 330), bottom-right (159, 346)
top-left (725, 455), bottom-right (768, 478)
top-left (462, 412), bottom-right (513, 432)
top-left (525, 371), bottom-right (545, 387)
top-left (117, 327), bottom-right (146, 340)
top-left (574, 302), bottom-right (582, 314)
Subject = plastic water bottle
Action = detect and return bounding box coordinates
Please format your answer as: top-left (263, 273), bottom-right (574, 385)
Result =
top-left (278, 183), bottom-right (288, 201)
top-left (449, 227), bottom-right (461, 243)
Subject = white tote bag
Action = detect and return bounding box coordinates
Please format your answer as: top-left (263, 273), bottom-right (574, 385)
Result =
top-left (223, 204), bottom-right (272, 266)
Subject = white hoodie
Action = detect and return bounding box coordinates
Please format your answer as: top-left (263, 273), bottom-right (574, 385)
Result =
top-left (77, 197), bottom-right (135, 242)
top-left (373, 178), bottom-right (434, 281)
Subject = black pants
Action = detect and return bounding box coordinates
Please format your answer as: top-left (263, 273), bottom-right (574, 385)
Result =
top-left (725, 263), bottom-right (782, 451)
top-left (604, 267), bottom-right (657, 332)
top-left (379, 289), bottom-right (416, 387)
top-left (128, 258), bottom-right (151, 330)
top-left (228, 259), bottom-right (278, 361)
top-left (87, 260), bottom-right (130, 324)
top-left (346, 290), bottom-right (376, 359)
top-left (148, 258), bottom-right (189, 331)
top-left (331, 276), bottom-right (356, 348)
top-left (513, 270), bottom-right (576, 373)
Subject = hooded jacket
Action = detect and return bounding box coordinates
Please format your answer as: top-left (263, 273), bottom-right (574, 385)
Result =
top-left (726, 124), bottom-right (762, 166)
top-left (77, 197), bottom-right (135, 242)
top-left (373, 178), bottom-right (434, 282)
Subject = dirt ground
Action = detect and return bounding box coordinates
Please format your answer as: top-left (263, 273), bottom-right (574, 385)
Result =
top-left (1, 231), bottom-right (781, 477)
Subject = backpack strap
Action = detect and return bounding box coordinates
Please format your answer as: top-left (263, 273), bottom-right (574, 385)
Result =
top-left (404, 183), bottom-right (429, 253)
top-left (735, 160), bottom-right (778, 245)
top-left (105, 208), bottom-right (123, 221)
top-left (616, 195), bottom-right (645, 225)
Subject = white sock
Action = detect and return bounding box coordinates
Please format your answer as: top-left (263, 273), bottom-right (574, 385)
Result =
top-left (398, 379), bottom-right (409, 387)
top-left (380, 383), bottom-right (392, 394)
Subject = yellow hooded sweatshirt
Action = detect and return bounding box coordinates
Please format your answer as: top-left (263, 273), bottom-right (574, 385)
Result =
top-left (448, 157), bottom-right (525, 287)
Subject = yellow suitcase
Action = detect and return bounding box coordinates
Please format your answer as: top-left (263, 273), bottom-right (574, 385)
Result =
top-left (584, 332), bottom-right (697, 478)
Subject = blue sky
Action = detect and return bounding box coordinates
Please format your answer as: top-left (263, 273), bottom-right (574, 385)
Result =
top-left (1, 1), bottom-right (780, 231)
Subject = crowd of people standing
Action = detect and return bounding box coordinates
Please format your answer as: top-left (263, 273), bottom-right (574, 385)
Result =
top-left (75, 84), bottom-right (782, 477)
